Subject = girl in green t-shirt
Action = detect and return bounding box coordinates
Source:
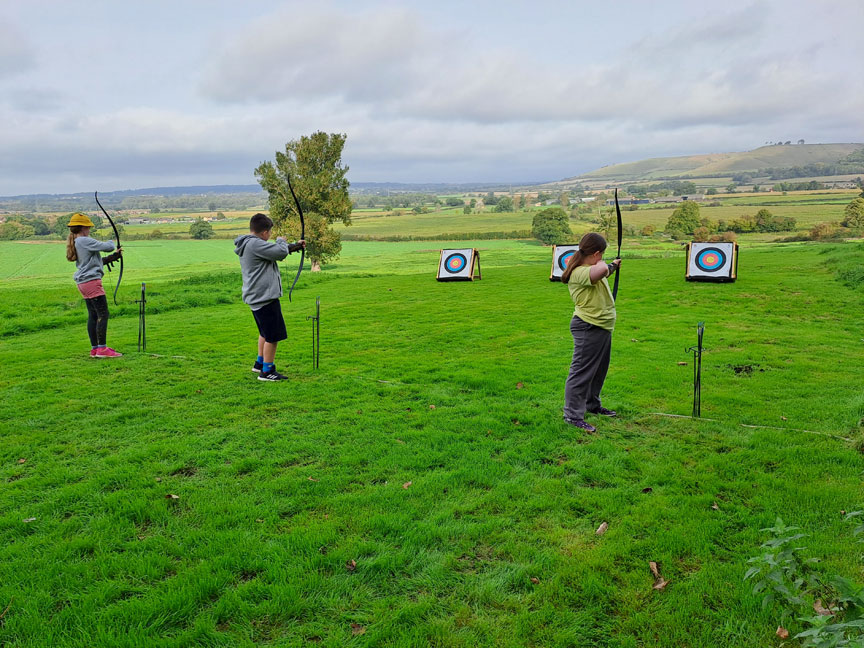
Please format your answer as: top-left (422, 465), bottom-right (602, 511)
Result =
top-left (560, 232), bottom-right (621, 432)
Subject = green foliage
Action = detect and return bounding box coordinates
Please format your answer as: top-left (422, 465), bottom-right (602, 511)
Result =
top-left (842, 198), bottom-right (864, 228)
top-left (0, 221), bottom-right (35, 240)
top-left (444, 197), bottom-right (464, 207)
top-left (665, 200), bottom-right (701, 235)
top-left (746, 515), bottom-right (864, 647)
top-left (531, 207), bottom-right (573, 245)
top-left (255, 131), bottom-right (351, 267)
top-left (495, 196), bottom-right (514, 212)
top-left (189, 218), bottom-right (214, 239)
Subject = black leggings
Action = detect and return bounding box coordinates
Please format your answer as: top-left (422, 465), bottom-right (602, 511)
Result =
top-left (84, 295), bottom-right (110, 346)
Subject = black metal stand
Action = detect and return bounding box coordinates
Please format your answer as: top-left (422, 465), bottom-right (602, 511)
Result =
top-left (306, 296), bottom-right (320, 369)
top-left (686, 322), bottom-right (705, 417)
top-left (136, 282), bottom-right (146, 352)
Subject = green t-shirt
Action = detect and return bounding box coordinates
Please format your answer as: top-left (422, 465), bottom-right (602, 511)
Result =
top-left (567, 265), bottom-right (616, 331)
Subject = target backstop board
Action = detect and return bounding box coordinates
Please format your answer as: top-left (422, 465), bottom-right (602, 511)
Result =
top-left (685, 242), bottom-right (738, 282)
top-left (437, 248), bottom-right (481, 281)
top-left (550, 245), bottom-right (579, 281)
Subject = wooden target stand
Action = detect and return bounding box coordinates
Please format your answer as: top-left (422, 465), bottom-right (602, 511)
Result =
top-left (436, 248), bottom-right (481, 281)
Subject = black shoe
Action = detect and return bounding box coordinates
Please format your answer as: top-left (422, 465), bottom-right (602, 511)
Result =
top-left (564, 418), bottom-right (597, 433)
top-left (589, 407), bottom-right (617, 417)
top-left (257, 367), bottom-right (288, 381)
top-left (252, 361), bottom-right (263, 373)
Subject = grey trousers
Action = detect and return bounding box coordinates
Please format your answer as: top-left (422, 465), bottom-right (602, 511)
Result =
top-left (563, 316), bottom-right (612, 421)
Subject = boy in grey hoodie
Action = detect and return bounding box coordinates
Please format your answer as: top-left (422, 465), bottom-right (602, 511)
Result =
top-left (234, 213), bottom-right (305, 381)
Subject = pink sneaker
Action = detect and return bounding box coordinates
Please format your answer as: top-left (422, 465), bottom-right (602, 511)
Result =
top-left (90, 349), bottom-right (98, 358)
top-left (95, 347), bottom-right (123, 358)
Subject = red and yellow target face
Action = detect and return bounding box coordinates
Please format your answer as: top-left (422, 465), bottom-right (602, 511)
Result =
top-left (695, 247), bottom-right (727, 272)
top-left (444, 253), bottom-right (467, 273)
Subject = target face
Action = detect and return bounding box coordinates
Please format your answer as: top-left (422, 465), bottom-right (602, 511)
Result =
top-left (437, 248), bottom-right (479, 281)
top-left (695, 247), bottom-right (726, 272)
top-left (444, 253), bottom-right (467, 273)
top-left (550, 245), bottom-right (579, 281)
top-left (686, 242), bottom-right (737, 282)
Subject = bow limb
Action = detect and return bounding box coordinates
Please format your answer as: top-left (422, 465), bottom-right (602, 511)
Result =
top-left (285, 174), bottom-right (305, 303)
top-left (611, 188), bottom-right (622, 301)
top-left (95, 191), bottom-right (123, 306)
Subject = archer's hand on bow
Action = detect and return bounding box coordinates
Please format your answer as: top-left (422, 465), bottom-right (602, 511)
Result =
top-left (287, 239), bottom-right (306, 253)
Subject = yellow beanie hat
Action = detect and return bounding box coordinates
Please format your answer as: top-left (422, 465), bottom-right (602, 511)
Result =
top-left (68, 213), bottom-right (94, 227)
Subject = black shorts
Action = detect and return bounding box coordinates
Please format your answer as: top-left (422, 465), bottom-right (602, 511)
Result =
top-left (252, 299), bottom-right (287, 343)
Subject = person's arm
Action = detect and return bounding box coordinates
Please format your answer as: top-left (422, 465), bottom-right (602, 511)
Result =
top-left (78, 237), bottom-right (115, 253)
top-left (254, 237), bottom-right (291, 261)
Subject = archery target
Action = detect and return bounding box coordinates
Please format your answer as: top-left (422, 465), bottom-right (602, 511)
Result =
top-left (550, 245), bottom-right (579, 281)
top-left (437, 248), bottom-right (480, 281)
top-left (686, 242), bottom-right (738, 282)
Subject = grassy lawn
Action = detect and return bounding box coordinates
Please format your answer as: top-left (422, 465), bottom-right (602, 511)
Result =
top-left (1, 238), bottom-right (863, 646)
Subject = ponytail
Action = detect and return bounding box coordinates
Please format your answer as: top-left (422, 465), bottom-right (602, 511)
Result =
top-left (66, 226), bottom-right (84, 262)
top-left (561, 232), bottom-right (608, 283)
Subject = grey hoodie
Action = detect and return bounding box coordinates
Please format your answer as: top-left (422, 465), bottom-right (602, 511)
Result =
top-left (234, 234), bottom-right (293, 310)
top-left (73, 236), bottom-right (116, 284)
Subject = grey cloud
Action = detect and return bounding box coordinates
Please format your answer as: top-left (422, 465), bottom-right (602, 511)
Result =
top-left (0, 20), bottom-right (36, 79)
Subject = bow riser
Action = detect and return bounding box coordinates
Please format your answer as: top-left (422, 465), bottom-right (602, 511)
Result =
top-left (94, 191), bottom-right (123, 306)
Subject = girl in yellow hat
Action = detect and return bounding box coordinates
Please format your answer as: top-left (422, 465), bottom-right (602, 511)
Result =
top-left (66, 213), bottom-right (123, 357)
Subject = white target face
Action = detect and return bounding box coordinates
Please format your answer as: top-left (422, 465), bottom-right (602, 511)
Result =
top-left (437, 248), bottom-right (476, 280)
top-left (551, 245), bottom-right (579, 280)
top-left (687, 242), bottom-right (736, 280)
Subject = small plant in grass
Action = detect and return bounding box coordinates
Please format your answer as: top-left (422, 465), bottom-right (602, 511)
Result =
top-left (745, 515), bottom-right (864, 646)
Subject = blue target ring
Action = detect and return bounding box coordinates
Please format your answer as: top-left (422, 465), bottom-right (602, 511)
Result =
top-left (695, 247), bottom-right (726, 273)
top-left (558, 250), bottom-right (575, 271)
top-left (444, 253), bottom-right (467, 274)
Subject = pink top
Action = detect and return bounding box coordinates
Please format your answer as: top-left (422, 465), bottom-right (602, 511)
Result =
top-left (77, 279), bottom-right (105, 299)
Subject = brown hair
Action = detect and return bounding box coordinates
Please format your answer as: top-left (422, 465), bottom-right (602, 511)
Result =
top-left (249, 213), bottom-right (274, 233)
top-left (66, 226), bottom-right (85, 262)
top-left (560, 232), bottom-right (608, 283)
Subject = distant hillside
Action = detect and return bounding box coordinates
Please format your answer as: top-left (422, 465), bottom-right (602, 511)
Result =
top-left (561, 143), bottom-right (864, 183)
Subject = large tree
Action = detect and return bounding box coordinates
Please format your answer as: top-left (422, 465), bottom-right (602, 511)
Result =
top-left (532, 207), bottom-right (573, 245)
top-left (665, 200), bottom-right (701, 236)
top-left (255, 132), bottom-right (352, 271)
top-left (842, 198), bottom-right (864, 228)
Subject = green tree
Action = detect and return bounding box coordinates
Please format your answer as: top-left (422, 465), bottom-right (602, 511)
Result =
top-left (462, 205), bottom-right (471, 214)
top-left (665, 201), bottom-right (701, 235)
top-left (189, 218), bottom-right (214, 239)
top-left (531, 207), bottom-right (573, 245)
top-left (31, 219), bottom-right (50, 235)
top-left (559, 192), bottom-right (570, 208)
top-left (445, 197), bottom-right (463, 207)
top-left (841, 198), bottom-right (864, 227)
top-left (0, 221), bottom-right (35, 240)
top-left (216, 211), bottom-right (226, 220)
top-left (706, 188), bottom-right (718, 195)
top-left (53, 213), bottom-right (74, 235)
top-left (255, 131), bottom-right (351, 271)
top-left (641, 224), bottom-right (655, 236)
top-left (495, 196), bottom-right (514, 212)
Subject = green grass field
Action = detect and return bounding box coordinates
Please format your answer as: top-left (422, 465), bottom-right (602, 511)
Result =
top-left (1, 237), bottom-right (863, 647)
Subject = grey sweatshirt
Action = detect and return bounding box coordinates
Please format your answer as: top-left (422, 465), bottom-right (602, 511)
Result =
top-left (234, 234), bottom-right (294, 310)
top-left (73, 236), bottom-right (116, 284)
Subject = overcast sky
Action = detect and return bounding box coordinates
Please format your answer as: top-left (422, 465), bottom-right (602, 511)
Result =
top-left (1, 0), bottom-right (861, 195)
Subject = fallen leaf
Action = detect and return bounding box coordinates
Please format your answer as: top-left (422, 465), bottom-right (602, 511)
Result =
top-left (402, 481), bottom-right (412, 489)
top-left (308, 476), bottom-right (319, 482)
top-left (406, 407), bottom-right (412, 412)
top-left (596, 522), bottom-right (609, 536)
top-left (512, 419), bottom-right (521, 426)
top-left (346, 559), bottom-right (357, 572)
top-left (165, 494), bottom-right (180, 500)
top-left (649, 562), bottom-right (669, 590)
top-left (776, 626), bottom-right (789, 639)
top-left (516, 382), bottom-right (524, 389)
top-left (677, 361), bottom-right (688, 366)
top-left (781, 416), bottom-right (788, 421)
top-left (429, 404), bottom-right (436, 410)
top-left (631, 338), bottom-right (639, 342)
top-left (155, 477), bottom-right (162, 482)
top-left (356, 410), bottom-right (363, 414)
top-left (395, 438), bottom-right (405, 444)
top-left (711, 502), bottom-right (720, 511)
top-left (22, 517), bottom-right (36, 523)
top-left (255, 518), bottom-right (264, 523)
top-left (641, 487), bottom-right (653, 494)
top-left (530, 577), bottom-right (540, 584)
top-left (350, 623), bottom-right (366, 636)
top-left (319, 546), bottom-right (327, 555)
top-left (841, 510), bottom-right (847, 516)
top-left (814, 599), bottom-right (834, 616)
top-left (17, 458), bottom-right (26, 464)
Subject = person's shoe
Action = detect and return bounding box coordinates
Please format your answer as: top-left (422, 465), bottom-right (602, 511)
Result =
top-left (258, 367), bottom-right (288, 381)
top-left (90, 349), bottom-right (98, 358)
top-left (564, 418), bottom-right (596, 433)
top-left (95, 347), bottom-right (123, 358)
top-left (252, 361), bottom-right (263, 373)
top-left (589, 407), bottom-right (617, 417)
